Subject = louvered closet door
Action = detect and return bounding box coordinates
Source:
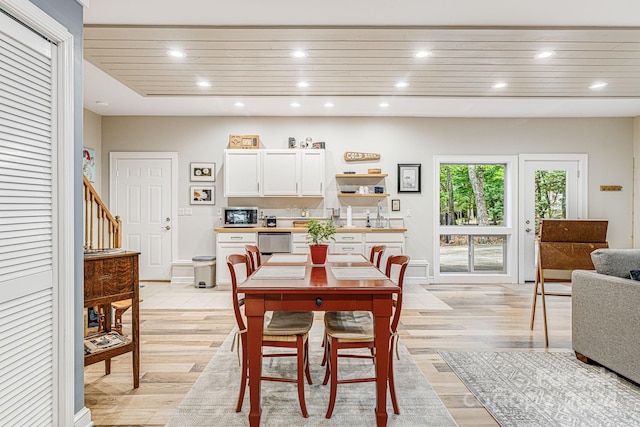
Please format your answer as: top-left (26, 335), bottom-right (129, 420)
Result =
top-left (0, 13), bottom-right (55, 426)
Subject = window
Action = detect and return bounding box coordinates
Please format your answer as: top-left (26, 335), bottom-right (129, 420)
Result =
top-left (434, 156), bottom-right (517, 283)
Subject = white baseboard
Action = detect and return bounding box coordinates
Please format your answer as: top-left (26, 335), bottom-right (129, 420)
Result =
top-left (74, 407), bottom-right (93, 427)
top-left (406, 260), bottom-right (430, 284)
top-left (171, 260), bottom-right (195, 285)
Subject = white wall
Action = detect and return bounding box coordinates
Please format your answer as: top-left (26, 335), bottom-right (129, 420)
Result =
top-left (100, 116), bottom-right (634, 277)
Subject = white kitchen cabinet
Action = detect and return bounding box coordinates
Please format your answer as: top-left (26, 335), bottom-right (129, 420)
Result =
top-left (224, 150), bottom-right (261, 197)
top-left (215, 232), bottom-right (257, 289)
top-left (292, 232), bottom-right (310, 254)
top-left (300, 150), bottom-right (325, 196)
top-left (364, 232), bottom-right (405, 270)
top-left (331, 232), bottom-right (363, 254)
top-left (224, 149), bottom-right (324, 198)
top-left (262, 150), bottom-right (300, 196)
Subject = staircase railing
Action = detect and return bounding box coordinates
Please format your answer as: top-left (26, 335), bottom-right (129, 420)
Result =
top-left (83, 175), bottom-right (122, 250)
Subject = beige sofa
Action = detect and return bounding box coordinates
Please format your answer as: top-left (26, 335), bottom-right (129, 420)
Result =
top-left (572, 249), bottom-right (640, 384)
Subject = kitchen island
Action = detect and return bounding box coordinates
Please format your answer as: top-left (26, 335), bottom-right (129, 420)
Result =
top-left (214, 225), bottom-right (407, 289)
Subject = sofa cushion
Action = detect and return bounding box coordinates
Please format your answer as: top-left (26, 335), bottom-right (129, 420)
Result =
top-left (590, 248), bottom-right (640, 279)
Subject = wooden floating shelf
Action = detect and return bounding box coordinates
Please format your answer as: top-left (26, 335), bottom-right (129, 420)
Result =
top-left (336, 173), bottom-right (388, 178)
top-left (338, 193), bottom-right (389, 197)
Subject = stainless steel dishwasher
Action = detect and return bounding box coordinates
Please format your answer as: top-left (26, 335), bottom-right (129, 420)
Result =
top-left (258, 232), bottom-right (292, 254)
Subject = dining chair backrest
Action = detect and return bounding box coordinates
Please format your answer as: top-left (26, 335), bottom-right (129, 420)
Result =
top-left (369, 245), bottom-right (386, 269)
top-left (245, 245), bottom-right (262, 274)
top-left (384, 255), bottom-right (410, 333)
top-left (227, 253), bottom-right (251, 332)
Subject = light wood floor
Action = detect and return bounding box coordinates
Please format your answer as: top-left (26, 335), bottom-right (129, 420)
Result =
top-left (84, 282), bottom-right (572, 426)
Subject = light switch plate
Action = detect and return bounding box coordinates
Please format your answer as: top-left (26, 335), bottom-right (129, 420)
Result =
top-left (177, 208), bottom-right (185, 216)
top-left (185, 208), bottom-right (193, 215)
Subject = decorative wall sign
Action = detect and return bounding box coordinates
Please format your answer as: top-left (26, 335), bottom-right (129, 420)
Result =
top-left (344, 151), bottom-right (381, 162)
top-left (190, 186), bottom-right (215, 205)
top-left (600, 185), bottom-right (622, 191)
top-left (190, 162), bottom-right (215, 182)
top-left (398, 163), bottom-right (421, 193)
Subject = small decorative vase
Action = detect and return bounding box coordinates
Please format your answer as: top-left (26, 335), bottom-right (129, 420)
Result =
top-left (309, 244), bottom-right (329, 265)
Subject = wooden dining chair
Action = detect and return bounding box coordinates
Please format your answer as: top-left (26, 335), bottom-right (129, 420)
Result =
top-left (227, 254), bottom-right (314, 417)
top-left (369, 245), bottom-right (386, 269)
top-left (321, 255), bottom-right (410, 418)
top-left (245, 244), bottom-right (262, 274)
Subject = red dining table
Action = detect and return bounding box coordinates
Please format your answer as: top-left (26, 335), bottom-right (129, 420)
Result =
top-left (237, 253), bottom-right (400, 426)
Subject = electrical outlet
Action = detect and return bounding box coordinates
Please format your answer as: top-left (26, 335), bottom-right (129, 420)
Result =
top-left (185, 208), bottom-right (193, 216)
top-left (406, 209), bottom-right (412, 217)
top-left (177, 208), bottom-right (185, 216)
top-left (217, 208), bottom-right (221, 215)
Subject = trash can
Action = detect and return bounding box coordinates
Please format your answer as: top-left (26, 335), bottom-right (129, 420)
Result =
top-left (192, 256), bottom-right (216, 288)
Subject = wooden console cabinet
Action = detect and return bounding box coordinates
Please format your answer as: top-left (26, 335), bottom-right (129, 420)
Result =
top-left (84, 251), bottom-right (140, 388)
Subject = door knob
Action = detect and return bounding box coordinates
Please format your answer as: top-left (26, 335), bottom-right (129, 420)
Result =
top-left (525, 228), bottom-right (532, 233)
top-left (162, 225), bottom-right (171, 230)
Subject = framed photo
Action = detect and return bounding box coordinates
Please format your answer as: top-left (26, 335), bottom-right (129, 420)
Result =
top-left (190, 162), bottom-right (215, 182)
top-left (398, 164), bottom-right (421, 193)
top-left (312, 141), bottom-right (325, 149)
top-left (391, 199), bottom-right (401, 211)
top-left (190, 186), bottom-right (215, 205)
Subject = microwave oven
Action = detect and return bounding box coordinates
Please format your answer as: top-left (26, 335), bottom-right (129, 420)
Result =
top-left (223, 207), bottom-right (259, 227)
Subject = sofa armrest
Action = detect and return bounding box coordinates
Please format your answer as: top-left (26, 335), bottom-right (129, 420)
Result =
top-left (572, 269), bottom-right (640, 384)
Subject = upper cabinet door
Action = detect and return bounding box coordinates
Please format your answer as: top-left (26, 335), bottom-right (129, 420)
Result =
top-left (262, 150), bottom-right (300, 196)
top-left (300, 150), bottom-right (325, 196)
top-left (224, 150), bottom-right (261, 196)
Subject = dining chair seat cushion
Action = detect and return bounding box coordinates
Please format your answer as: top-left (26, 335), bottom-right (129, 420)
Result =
top-left (263, 311), bottom-right (314, 336)
top-left (324, 311), bottom-right (374, 342)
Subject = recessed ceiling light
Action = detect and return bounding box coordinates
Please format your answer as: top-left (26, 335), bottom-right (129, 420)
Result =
top-left (290, 50), bottom-right (308, 58)
top-left (589, 81), bottom-right (608, 90)
top-left (234, 102), bottom-right (245, 107)
top-left (196, 81), bottom-right (211, 88)
top-left (167, 49), bottom-right (186, 58)
top-left (95, 101), bottom-right (109, 107)
top-left (296, 81), bottom-right (309, 88)
top-left (534, 51), bottom-right (556, 59)
top-left (379, 102), bottom-right (390, 108)
top-left (395, 81), bottom-right (409, 88)
top-left (290, 102), bottom-right (301, 107)
top-left (492, 82), bottom-right (509, 89)
top-left (324, 102), bottom-right (334, 108)
top-left (414, 50), bottom-right (431, 58)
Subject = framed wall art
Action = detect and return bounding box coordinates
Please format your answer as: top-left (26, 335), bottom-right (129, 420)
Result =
top-left (82, 147), bottom-right (96, 183)
top-left (190, 186), bottom-right (215, 205)
top-left (397, 164), bottom-right (421, 193)
top-left (391, 199), bottom-right (401, 211)
top-left (190, 162), bottom-right (215, 182)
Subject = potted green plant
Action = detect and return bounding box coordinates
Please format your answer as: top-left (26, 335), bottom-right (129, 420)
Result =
top-left (306, 218), bottom-right (336, 265)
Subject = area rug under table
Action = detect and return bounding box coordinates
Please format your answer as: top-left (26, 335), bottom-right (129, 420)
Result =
top-left (439, 351), bottom-right (640, 427)
top-left (167, 324), bottom-right (457, 426)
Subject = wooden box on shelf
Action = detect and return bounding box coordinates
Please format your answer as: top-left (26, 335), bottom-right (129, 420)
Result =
top-left (229, 134), bottom-right (260, 149)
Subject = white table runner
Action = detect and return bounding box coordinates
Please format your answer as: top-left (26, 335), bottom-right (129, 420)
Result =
top-left (327, 254), bottom-right (367, 263)
top-left (265, 254), bottom-right (308, 264)
top-left (330, 266), bottom-right (388, 280)
top-left (252, 265), bottom-right (306, 279)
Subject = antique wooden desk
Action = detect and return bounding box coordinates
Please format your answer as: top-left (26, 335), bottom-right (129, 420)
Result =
top-left (84, 250), bottom-right (140, 388)
top-left (237, 254), bottom-right (400, 426)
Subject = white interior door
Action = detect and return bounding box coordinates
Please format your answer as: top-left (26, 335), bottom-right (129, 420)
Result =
top-left (110, 153), bottom-right (177, 280)
top-left (519, 155), bottom-right (587, 282)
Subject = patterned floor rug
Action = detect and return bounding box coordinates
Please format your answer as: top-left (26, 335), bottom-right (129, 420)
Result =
top-left (166, 323), bottom-right (457, 426)
top-left (439, 351), bottom-right (640, 427)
